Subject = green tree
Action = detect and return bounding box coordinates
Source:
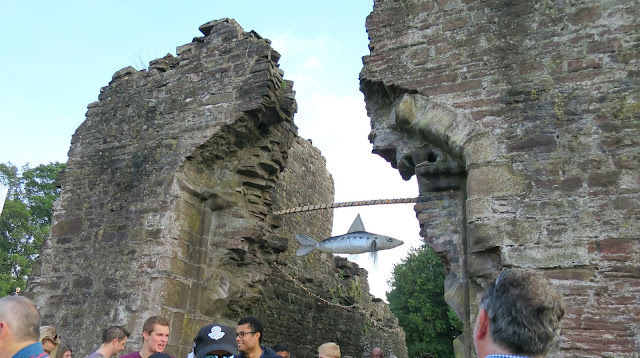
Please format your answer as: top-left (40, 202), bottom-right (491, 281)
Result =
top-left (387, 244), bottom-right (463, 358)
top-left (0, 162), bottom-right (65, 296)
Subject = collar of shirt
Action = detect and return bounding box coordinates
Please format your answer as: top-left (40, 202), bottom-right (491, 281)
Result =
top-left (12, 342), bottom-right (46, 358)
top-left (485, 354), bottom-right (531, 358)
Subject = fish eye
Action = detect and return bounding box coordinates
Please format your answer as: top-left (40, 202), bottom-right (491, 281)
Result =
top-left (386, 237), bottom-right (393, 242)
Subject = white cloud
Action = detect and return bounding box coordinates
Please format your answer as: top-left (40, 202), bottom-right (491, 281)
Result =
top-left (270, 32), bottom-right (334, 57)
top-left (302, 56), bottom-right (323, 70)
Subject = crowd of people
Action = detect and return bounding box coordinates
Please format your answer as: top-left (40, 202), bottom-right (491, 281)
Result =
top-left (0, 269), bottom-right (564, 358)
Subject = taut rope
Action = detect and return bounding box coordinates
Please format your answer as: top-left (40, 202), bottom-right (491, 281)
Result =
top-left (273, 197), bottom-right (418, 215)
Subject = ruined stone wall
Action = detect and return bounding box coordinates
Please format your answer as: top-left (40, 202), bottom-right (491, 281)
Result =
top-left (28, 18), bottom-right (407, 358)
top-left (360, 0), bottom-right (640, 357)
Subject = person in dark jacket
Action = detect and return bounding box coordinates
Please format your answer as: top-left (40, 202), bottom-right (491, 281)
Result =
top-left (235, 317), bottom-right (278, 358)
top-left (192, 324), bottom-right (237, 358)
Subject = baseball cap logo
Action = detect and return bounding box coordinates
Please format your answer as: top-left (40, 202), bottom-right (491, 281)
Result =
top-left (208, 326), bottom-right (225, 340)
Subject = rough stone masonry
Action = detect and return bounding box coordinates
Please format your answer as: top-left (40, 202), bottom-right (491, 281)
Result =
top-left (29, 19), bottom-right (407, 358)
top-left (360, 0), bottom-right (639, 357)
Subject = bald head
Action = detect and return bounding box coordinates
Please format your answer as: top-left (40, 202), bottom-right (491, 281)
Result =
top-left (0, 296), bottom-right (41, 342)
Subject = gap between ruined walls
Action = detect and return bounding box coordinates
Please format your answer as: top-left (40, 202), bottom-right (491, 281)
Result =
top-left (360, 78), bottom-right (488, 358)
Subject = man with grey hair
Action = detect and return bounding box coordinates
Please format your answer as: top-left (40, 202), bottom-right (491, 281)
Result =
top-left (0, 296), bottom-right (48, 358)
top-left (85, 326), bottom-right (130, 358)
top-left (473, 268), bottom-right (566, 358)
top-left (369, 348), bottom-right (383, 358)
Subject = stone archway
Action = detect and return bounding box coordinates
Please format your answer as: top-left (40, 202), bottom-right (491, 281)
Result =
top-left (360, 1), bottom-right (640, 357)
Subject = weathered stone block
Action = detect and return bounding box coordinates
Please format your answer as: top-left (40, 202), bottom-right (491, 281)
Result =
top-left (150, 277), bottom-right (190, 311)
top-left (502, 244), bottom-right (592, 268)
top-left (50, 217), bottom-right (83, 237)
top-left (467, 164), bottom-right (526, 199)
top-left (394, 94), bottom-right (416, 128)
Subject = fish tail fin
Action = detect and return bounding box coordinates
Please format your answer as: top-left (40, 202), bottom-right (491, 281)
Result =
top-left (295, 234), bottom-right (318, 256)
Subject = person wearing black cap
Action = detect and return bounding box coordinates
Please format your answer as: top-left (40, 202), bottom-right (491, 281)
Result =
top-left (193, 325), bottom-right (237, 358)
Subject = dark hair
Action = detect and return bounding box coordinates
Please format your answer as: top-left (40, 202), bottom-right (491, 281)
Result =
top-left (55, 342), bottom-right (72, 358)
top-left (142, 316), bottom-right (170, 334)
top-left (480, 269), bottom-right (565, 356)
top-left (102, 326), bottom-right (130, 343)
top-left (273, 343), bottom-right (290, 352)
top-left (237, 317), bottom-right (263, 344)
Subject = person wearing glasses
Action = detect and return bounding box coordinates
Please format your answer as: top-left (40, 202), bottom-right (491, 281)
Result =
top-left (234, 317), bottom-right (278, 358)
top-left (39, 326), bottom-right (59, 358)
top-left (0, 296), bottom-right (49, 358)
top-left (473, 269), bottom-right (565, 358)
top-left (192, 324), bottom-right (237, 358)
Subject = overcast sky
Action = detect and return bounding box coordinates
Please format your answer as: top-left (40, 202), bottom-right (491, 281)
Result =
top-left (0, 0), bottom-right (423, 300)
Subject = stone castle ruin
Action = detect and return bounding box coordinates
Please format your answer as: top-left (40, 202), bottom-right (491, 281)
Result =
top-left (360, 0), bottom-right (639, 357)
top-left (29, 19), bottom-right (407, 358)
top-left (28, 0), bottom-right (640, 357)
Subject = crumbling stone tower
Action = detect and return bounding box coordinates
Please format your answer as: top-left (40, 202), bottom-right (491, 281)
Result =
top-left (360, 0), bottom-right (640, 357)
top-left (30, 19), bottom-right (407, 358)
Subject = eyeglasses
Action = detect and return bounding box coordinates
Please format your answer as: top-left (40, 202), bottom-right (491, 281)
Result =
top-left (44, 335), bottom-right (60, 343)
top-left (202, 355), bottom-right (234, 358)
top-left (494, 268), bottom-right (514, 293)
top-left (234, 331), bottom-right (256, 338)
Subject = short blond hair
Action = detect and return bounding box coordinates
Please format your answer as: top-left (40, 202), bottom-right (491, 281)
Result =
top-left (318, 342), bottom-right (340, 358)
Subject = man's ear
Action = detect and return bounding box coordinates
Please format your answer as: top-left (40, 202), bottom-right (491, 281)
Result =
top-left (111, 338), bottom-right (119, 346)
top-left (0, 322), bottom-right (10, 340)
top-left (142, 331), bottom-right (149, 341)
top-left (475, 308), bottom-right (490, 340)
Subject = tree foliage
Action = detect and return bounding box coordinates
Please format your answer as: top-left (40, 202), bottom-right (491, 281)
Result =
top-left (387, 244), bottom-right (463, 358)
top-left (0, 162), bottom-right (65, 296)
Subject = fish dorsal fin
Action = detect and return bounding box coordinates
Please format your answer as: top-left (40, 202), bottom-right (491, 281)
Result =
top-left (347, 214), bottom-right (365, 233)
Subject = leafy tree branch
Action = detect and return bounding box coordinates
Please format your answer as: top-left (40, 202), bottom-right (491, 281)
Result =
top-left (0, 162), bottom-right (65, 296)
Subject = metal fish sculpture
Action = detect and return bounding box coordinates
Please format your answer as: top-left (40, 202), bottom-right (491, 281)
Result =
top-left (295, 214), bottom-right (404, 263)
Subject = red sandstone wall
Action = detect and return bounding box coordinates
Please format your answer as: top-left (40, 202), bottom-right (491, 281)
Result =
top-left (360, 0), bottom-right (640, 357)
